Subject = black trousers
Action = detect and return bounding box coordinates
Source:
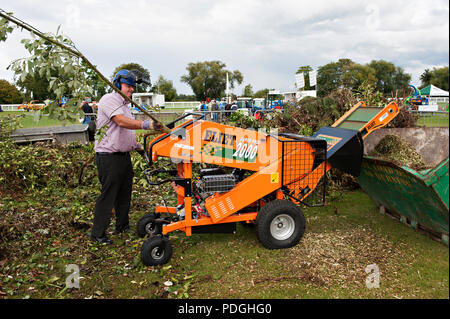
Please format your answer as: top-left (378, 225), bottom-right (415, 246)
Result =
top-left (91, 153), bottom-right (134, 237)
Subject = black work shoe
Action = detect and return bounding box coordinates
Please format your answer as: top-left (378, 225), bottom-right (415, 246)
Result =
top-left (90, 235), bottom-right (113, 245)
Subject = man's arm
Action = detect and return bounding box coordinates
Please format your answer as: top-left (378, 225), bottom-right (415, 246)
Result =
top-left (112, 114), bottom-right (162, 131)
top-left (111, 114), bottom-right (143, 130)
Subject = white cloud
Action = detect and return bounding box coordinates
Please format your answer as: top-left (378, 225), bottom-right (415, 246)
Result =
top-left (0, 0), bottom-right (448, 94)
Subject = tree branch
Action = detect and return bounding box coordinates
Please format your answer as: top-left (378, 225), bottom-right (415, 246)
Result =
top-left (0, 10), bottom-right (170, 133)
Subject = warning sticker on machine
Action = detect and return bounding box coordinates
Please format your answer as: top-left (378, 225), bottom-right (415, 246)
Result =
top-left (271, 173), bottom-right (279, 183)
top-left (174, 143), bottom-right (194, 151)
top-left (379, 112), bottom-right (388, 122)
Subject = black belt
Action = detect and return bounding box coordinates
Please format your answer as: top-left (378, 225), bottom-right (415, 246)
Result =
top-left (96, 152), bottom-right (129, 156)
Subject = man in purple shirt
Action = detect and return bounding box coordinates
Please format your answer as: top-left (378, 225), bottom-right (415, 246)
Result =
top-left (91, 69), bottom-right (162, 245)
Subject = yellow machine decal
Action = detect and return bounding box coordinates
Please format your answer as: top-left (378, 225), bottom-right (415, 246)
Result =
top-left (271, 173), bottom-right (279, 183)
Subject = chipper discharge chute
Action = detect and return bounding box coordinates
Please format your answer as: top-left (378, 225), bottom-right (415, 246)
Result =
top-left (138, 101), bottom-right (399, 265)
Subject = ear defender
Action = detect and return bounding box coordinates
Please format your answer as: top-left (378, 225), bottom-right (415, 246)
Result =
top-left (113, 69), bottom-right (137, 90)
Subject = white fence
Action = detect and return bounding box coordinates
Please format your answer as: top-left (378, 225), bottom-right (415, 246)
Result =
top-left (1, 103), bottom-right (47, 111)
top-left (0, 104), bottom-right (28, 111)
top-left (429, 97), bottom-right (449, 104)
top-left (1, 102), bottom-right (201, 112)
top-left (164, 101), bottom-right (200, 110)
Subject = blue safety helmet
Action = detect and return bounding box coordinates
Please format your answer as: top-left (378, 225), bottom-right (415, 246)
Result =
top-left (113, 69), bottom-right (137, 90)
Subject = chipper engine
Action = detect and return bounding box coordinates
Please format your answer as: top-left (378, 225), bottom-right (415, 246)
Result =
top-left (137, 101), bottom-right (399, 265)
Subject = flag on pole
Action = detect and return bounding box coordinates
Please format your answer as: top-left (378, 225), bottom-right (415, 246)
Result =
top-left (295, 73), bottom-right (304, 89)
top-left (309, 70), bottom-right (317, 87)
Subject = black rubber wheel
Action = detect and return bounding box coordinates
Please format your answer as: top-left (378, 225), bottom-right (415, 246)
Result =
top-left (141, 236), bottom-right (172, 266)
top-left (256, 199), bottom-right (306, 249)
top-left (136, 213), bottom-right (162, 238)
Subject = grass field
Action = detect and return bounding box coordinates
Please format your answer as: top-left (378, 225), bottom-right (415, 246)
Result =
top-left (416, 112), bottom-right (449, 127)
top-left (0, 111), bottom-right (79, 128)
top-left (1, 185), bottom-right (448, 299)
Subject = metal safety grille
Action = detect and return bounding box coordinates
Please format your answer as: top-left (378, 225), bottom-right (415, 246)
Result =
top-left (197, 174), bottom-right (236, 197)
top-left (281, 139), bottom-right (327, 206)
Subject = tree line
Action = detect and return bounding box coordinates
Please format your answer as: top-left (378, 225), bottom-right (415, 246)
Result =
top-left (1, 59), bottom-right (448, 105)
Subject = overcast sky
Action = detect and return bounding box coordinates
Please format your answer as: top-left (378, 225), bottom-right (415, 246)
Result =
top-left (1, 0), bottom-right (449, 95)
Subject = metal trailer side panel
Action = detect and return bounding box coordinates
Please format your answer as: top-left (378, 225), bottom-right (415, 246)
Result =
top-left (357, 157), bottom-right (449, 239)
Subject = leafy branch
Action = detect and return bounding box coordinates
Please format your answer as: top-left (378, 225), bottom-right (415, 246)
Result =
top-left (0, 9), bottom-right (170, 133)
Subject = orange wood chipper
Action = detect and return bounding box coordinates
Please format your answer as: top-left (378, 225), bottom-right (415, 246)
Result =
top-left (138, 101), bottom-right (399, 265)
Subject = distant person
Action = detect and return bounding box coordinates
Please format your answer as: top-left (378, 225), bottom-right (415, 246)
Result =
top-left (81, 102), bottom-right (96, 142)
top-left (81, 102), bottom-right (94, 124)
top-left (225, 103), bottom-right (232, 117)
top-left (211, 100), bottom-right (219, 121)
top-left (200, 101), bottom-right (208, 112)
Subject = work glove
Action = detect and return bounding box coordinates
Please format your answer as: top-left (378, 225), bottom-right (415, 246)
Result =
top-left (142, 119), bottom-right (163, 131)
top-left (141, 119), bottom-right (151, 130)
top-left (152, 121), bottom-right (163, 131)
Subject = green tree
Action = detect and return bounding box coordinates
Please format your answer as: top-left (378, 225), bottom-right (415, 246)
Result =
top-left (419, 68), bottom-right (432, 88)
top-left (317, 59), bottom-right (370, 95)
top-left (368, 60), bottom-right (411, 94)
top-left (421, 66), bottom-right (449, 91)
top-left (242, 84), bottom-right (253, 97)
top-left (296, 65), bottom-right (313, 90)
top-left (175, 94), bottom-right (197, 101)
top-left (341, 63), bottom-right (377, 92)
top-left (317, 61), bottom-right (341, 96)
top-left (152, 75), bottom-right (177, 101)
top-left (431, 66), bottom-right (449, 91)
top-left (180, 61), bottom-right (243, 100)
top-left (13, 70), bottom-right (55, 102)
top-left (112, 63), bottom-right (151, 93)
top-left (317, 58), bottom-right (410, 96)
top-left (0, 79), bottom-right (24, 104)
top-left (253, 88), bottom-right (269, 98)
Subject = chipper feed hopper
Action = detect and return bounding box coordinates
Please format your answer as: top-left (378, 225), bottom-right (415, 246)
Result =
top-left (138, 101), bottom-right (399, 265)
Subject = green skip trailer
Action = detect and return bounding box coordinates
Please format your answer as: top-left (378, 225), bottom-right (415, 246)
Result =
top-left (357, 156), bottom-right (449, 245)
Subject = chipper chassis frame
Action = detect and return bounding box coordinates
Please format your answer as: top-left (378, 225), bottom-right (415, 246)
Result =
top-left (138, 101), bottom-right (399, 265)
